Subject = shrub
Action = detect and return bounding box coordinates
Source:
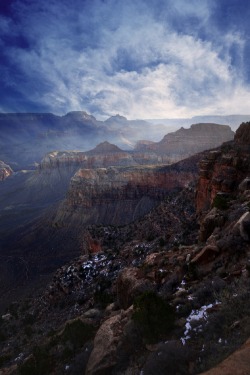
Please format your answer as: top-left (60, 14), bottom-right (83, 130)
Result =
top-left (24, 326), bottom-right (34, 338)
top-left (0, 329), bottom-right (6, 342)
top-left (142, 340), bottom-right (194, 375)
top-left (94, 290), bottom-right (113, 308)
top-left (22, 313), bottom-right (36, 326)
top-left (0, 354), bottom-right (11, 367)
top-left (159, 237), bottom-right (166, 247)
top-left (132, 291), bottom-right (175, 343)
top-left (213, 194), bottom-right (229, 210)
top-left (18, 346), bottom-right (53, 375)
top-left (62, 319), bottom-right (94, 350)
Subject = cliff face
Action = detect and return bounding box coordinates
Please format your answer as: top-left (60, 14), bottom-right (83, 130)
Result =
top-left (39, 142), bottom-right (168, 170)
top-left (54, 154), bottom-right (202, 226)
top-left (136, 123), bottom-right (234, 159)
top-left (196, 123), bottom-right (250, 213)
top-left (0, 161), bottom-right (13, 181)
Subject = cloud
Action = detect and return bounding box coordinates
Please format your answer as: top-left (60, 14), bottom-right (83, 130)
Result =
top-left (1, 0), bottom-right (250, 118)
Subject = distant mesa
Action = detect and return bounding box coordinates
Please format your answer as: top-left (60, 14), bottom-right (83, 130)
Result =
top-left (63, 111), bottom-right (97, 122)
top-left (86, 141), bottom-right (124, 154)
top-left (136, 123), bottom-right (234, 156)
top-left (104, 114), bottom-right (128, 123)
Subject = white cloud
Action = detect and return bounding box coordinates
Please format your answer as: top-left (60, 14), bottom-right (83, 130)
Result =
top-left (3, 0), bottom-right (250, 118)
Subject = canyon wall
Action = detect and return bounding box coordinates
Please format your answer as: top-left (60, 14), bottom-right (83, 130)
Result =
top-left (196, 123), bottom-right (250, 214)
top-left (136, 123), bottom-right (234, 160)
top-left (54, 154), bottom-right (202, 226)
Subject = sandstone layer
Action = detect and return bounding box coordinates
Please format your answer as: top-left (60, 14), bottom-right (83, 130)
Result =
top-left (196, 123), bottom-right (250, 213)
top-left (54, 154), bottom-right (201, 227)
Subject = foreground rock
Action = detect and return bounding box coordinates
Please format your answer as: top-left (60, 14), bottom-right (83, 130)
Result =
top-left (199, 338), bottom-right (250, 375)
top-left (86, 307), bottom-right (133, 375)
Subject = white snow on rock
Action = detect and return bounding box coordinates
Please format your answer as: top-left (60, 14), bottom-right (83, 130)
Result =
top-left (181, 303), bottom-right (220, 345)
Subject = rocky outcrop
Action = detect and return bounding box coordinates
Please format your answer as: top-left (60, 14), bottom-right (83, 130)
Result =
top-left (116, 268), bottom-right (155, 310)
top-left (196, 123), bottom-right (250, 214)
top-left (39, 142), bottom-right (167, 170)
top-left (54, 154), bottom-right (201, 227)
top-left (192, 122), bottom-right (250, 279)
top-left (136, 123), bottom-right (234, 159)
top-left (86, 307), bottom-right (133, 375)
top-left (0, 161), bottom-right (13, 181)
top-left (235, 122), bottom-right (250, 144)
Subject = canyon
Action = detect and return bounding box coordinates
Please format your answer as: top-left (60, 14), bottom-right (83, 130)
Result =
top-left (0, 122), bottom-right (249, 374)
top-left (0, 112), bottom-right (167, 169)
top-left (0, 119), bottom-right (249, 374)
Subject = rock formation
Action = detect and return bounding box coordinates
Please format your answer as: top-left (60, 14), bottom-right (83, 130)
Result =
top-left (196, 122), bottom-right (250, 214)
top-left (39, 142), bottom-right (165, 170)
top-left (136, 123), bottom-right (234, 161)
top-left (53, 153), bottom-right (202, 227)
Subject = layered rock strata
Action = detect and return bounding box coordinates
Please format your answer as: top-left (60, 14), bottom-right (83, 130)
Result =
top-left (54, 154), bottom-right (201, 226)
top-left (196, 123), bottom-right (250, 213)
top-left (136, 123), bottom-right (234, 159)
top-left (39, 142), bottom-right (163, 170)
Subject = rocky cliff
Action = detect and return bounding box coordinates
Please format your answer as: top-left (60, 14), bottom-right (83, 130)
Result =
top-left (0, 161), bottom-right (13, 181)
top-left (135, 123), bottom-right (234, 161)
top-left (39, 141), bottom-right (168, 170)
top-left (54, 154), bottom-right (202, 227)
top-left (196, 123), bottom-right (250, 214)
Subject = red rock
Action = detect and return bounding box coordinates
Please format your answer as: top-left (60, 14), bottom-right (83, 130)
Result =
top-left (196, 123), bottom-right (250, 214)
top-left (86, 307), bottom-right (133, 375)
top-left (191, 245), bottom-right (219, 265)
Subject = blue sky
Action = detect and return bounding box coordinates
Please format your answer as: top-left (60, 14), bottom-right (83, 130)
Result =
top-left (1, 0), bottom-right (250, 119)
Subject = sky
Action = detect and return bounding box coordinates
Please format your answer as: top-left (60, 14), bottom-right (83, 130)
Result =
top-left (1, 0), bottom-right (250, 120)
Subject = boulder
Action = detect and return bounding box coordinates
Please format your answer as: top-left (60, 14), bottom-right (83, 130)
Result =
top-left (233, 212), bottom-right (250, 242)
top-left (116, 268), bottom-right (155, 310)
top-left (191, 245), bottom-right (220, 265)
top-left (86, 307), bottom-right (133, 375)
top-left (239, 177), bottom-right (250, 192)
top-left (199, 208), bottom-right (225, 242)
